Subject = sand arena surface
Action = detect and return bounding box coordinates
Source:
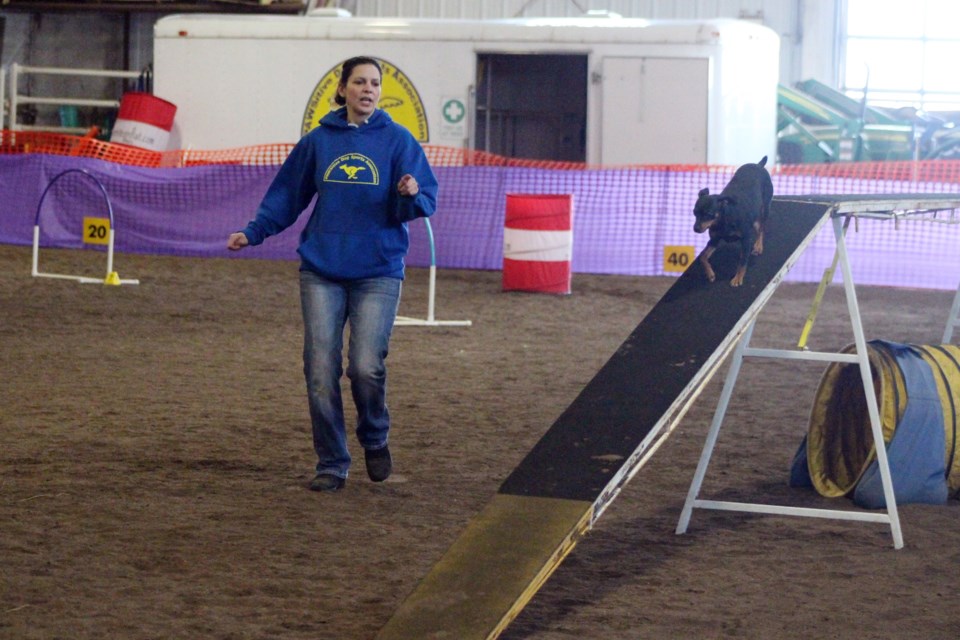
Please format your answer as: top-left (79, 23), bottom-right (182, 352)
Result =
top-left (2, 243), bottom-right (959, 639)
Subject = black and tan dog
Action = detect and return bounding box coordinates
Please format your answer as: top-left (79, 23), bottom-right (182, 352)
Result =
top-left (692, 156), bottom-right (773, 287)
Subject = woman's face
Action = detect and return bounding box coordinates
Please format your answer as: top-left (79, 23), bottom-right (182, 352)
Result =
top-left (338, 63), bottom-right (381, 123)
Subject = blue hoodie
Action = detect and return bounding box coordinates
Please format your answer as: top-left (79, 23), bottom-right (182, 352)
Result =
top-left (240, 107), bottom-right (438, 280)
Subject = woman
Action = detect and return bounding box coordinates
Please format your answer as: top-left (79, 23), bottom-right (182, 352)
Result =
top-left (227, 56), bottom-right (438, 492)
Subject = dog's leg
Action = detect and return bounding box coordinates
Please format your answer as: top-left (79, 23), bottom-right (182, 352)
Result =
top-left (731, 236), bottom-right (753, 287)
top-left (751, 219), bottom-right (764, 256)
top-left (754, 196), bottom-right (771, 256)
top-left (699, 246), bottom-right (717, 283)
top-left (730, 264), bottom-right (747, 287)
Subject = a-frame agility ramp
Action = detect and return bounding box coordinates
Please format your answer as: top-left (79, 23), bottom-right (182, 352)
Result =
top-left (376, 194), bottom-right (960, 640)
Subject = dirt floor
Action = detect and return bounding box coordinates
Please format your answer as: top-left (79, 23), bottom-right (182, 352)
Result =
top-left (2, 242), bottom-right (960, 640)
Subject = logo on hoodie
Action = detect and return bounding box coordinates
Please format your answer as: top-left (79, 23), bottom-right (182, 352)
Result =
top-left (323, 153), bottom-right (379, 185)
top-left (302, 58), bottom-right (429, 141)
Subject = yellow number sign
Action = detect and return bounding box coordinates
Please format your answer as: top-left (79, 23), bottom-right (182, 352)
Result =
top-left (663, 245), bottom-right (695, 273)
top-left (83, 217), bottom-right (110, 246)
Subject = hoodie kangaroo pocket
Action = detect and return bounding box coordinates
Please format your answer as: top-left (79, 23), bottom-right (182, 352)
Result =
top-left (300, 231), bottom-right (388, 278)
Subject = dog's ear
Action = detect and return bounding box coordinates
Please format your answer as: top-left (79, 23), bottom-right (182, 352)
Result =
top-left (718, 195), bottom-right (737, 207)
top-left (698, 188), bottom-right (710, 197)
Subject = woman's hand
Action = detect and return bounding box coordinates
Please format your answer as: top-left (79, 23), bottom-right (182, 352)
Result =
top-left (397, 174), bottom-right (419, 197)
top-left (226, 232), bottom-right (249, 251)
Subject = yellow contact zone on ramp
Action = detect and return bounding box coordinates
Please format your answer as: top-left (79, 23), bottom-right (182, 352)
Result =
top-left (376, 493), bottom-right (593, 640)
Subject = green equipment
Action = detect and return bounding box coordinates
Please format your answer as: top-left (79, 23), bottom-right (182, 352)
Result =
top-left (777, 79), bottom-right (960, 163)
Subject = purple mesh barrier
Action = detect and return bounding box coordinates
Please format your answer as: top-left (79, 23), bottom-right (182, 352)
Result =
top-left (774, 175), bottom-right (960, 289)
top-left (2, 154), bottom-right (959, 290)
top-left (3, 154), bottom-right (304, 261)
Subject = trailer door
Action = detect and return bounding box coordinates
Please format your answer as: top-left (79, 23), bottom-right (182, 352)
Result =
top-left (600, 57), bottom-right (709, 165)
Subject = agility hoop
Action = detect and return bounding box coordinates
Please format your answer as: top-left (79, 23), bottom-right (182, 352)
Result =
top-left (394, 217), bottom-right (471, 328)
top-left (31, 169), bottom-right (139, 286)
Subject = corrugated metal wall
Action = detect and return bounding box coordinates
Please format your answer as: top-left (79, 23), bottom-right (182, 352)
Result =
top-left (1, 1), bottom-right (841, 130)
top-left (338, 0), bottom-right (828, 88)
top-left (345, 0), bottom-right (785, 21)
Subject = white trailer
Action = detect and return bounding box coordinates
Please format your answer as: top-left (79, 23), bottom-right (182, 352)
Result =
top-left (153, 12), bottom-right (779, 165)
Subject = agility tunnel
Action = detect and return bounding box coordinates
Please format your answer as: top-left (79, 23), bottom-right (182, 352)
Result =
top-left (791, 340), bottom-right (960, 508)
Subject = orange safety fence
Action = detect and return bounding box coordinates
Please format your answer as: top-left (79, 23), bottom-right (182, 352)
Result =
top-left (4, 128), bottom-right (960, 181)
top-left (775, 159), bottom-right (960, 183)
top-left (0, 128), bottom-right (293, 168)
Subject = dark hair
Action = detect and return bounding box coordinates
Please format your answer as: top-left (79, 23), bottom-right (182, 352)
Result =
top-left (334, 56), bottom-right (383, 106)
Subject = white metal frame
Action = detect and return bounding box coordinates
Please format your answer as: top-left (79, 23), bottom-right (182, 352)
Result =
top-left (31, 168), bottom-right (139, 286)
top-left (32, 227), bottom-right (138, 286)
top-left (944, 286), bottom-right (960, 343)
top-left (1, 64), bottom-right (7, 129)
top-left (8, 63), bottom-right (140, 134)
top-left (394, 217), bottom-right (471, 327)
top-left (676, 197), bottom-right (960, 550)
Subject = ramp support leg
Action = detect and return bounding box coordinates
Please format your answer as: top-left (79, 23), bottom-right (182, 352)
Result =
top-left (676, 214), bottom-right (904, 549)
top-left (676, 321), bottom-right (756, 534)
top-left (833, 216), bottom-right (903, 549)
top-left (943, 280), bottom-right (960, 344)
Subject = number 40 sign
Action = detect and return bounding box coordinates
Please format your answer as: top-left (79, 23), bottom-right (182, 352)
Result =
top-left (663, 245), bottom-right (695, 273)
top-left (83, 217), bottom-right (111, 246)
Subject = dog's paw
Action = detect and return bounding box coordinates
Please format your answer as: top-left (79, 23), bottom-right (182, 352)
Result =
top-left (730, 267), bottom-right (746, 287)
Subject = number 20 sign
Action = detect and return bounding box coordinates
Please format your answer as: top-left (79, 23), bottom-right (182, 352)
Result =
top-left (83, 217), bottom-right (110, 246)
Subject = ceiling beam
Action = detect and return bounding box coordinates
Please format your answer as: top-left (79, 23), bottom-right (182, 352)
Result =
top-left (0, 1), bottom-right (305, 13)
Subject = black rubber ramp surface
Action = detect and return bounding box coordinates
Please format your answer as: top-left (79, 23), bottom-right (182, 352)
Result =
top-left (376, 197), bottom-right (833, 640)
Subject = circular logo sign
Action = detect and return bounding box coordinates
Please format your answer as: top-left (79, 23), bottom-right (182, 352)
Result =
top-left (301, 58), bottom-right (429, 142)
top-left (442, 98), bottom-right (466, 124)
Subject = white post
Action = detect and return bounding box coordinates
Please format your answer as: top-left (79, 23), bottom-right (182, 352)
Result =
top-left (10, 63), bottom-right (20, 131)
top-left (426, 264), bottom-right (437, 323)
top-left (1, 64), bottom-right (7, 130)
top-left (106, 228), bottom-right (116, 278)
top-left (31, 225), bottom-right (41, 276)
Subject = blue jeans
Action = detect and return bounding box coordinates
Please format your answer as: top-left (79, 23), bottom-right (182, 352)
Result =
top-left (299, 270), bottom-right (401, 478)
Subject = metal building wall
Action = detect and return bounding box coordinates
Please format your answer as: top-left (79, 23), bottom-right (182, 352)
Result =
top-left (345, 0), bottom-right (781, 20)
top-left (1, 1), bottom-right (841, 131)
top-left (341, 0), bottom-right (838, 88)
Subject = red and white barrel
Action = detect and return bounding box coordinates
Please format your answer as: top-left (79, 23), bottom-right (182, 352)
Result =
top-left (110, 92), bottom-right (177, 151)
top-left (502, 194), bottom-right (574, 294)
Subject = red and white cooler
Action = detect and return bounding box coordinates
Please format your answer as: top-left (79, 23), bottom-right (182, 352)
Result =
top-left (110, 92), bottom-right (177, 151)
top-left (502, 193), bottom-right (574, 294)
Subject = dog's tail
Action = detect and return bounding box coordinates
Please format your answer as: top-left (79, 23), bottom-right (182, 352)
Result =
top-left (758, 155), bottom-right (768, 167)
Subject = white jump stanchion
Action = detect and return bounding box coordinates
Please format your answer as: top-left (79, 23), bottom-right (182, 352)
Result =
top-left (31, 168), bottom-right (139, 286)
top-left (394, 217), bottom-right (471, 328)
